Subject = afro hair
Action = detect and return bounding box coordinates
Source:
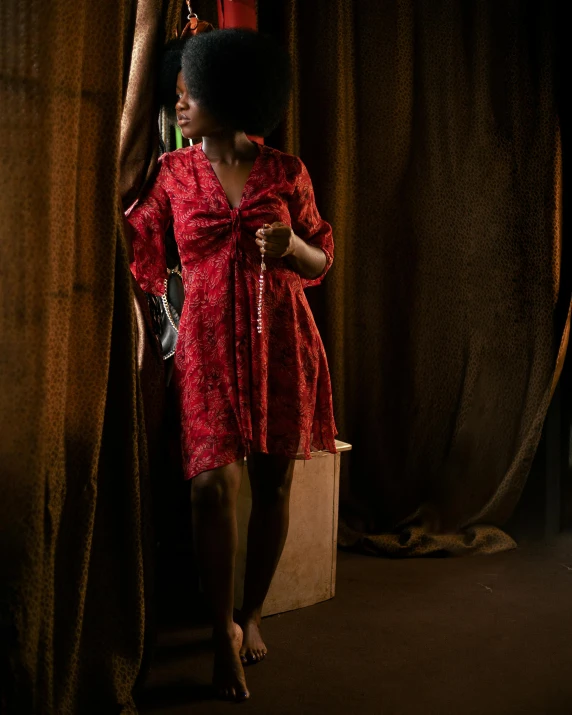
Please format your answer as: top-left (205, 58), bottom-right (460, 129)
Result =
top-left (180, 28), bottom-right (292, 137)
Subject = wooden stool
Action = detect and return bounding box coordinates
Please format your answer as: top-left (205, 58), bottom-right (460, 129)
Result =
top-left (234, 440), bottom-right (352, 616)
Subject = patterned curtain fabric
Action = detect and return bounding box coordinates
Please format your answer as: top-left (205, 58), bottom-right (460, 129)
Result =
top-left (121, 0), bottom-right (180, 208)
top-left (260, 0), bottom-right (570, 555)
top-left (0, 1), bottom-right (177, 712)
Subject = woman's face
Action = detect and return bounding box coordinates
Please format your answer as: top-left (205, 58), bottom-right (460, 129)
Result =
top-left (175, 71), bottom-right (223, 139)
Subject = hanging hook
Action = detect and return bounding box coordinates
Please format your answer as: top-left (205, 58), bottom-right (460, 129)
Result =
top-left (178, 0), bottom-right (213, 39)
top-left (186, 1), bottom-right (197, 21)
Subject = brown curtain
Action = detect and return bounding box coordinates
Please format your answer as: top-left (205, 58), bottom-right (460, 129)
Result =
top-left (0, 1), bottom-right (176, 713)
top-left (120, 0), bottom-right (180, 208)
top-left (260, 0), bottom-right (570, 555)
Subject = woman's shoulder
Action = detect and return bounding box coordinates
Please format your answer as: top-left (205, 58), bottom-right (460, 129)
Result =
top-left (261, 145), bottom-right (303, 168)
top-left (260, 145), bottom-right (306, 182)
top-left (158, 144), bottom-right (201, 171)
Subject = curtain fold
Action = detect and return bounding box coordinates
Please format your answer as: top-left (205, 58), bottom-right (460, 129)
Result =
top-left (260, 0), bottom-right (569, 555)
top-left (120, 0), bottom-right (180, 208)
top-left (0, 1), bottom-right (177, 712)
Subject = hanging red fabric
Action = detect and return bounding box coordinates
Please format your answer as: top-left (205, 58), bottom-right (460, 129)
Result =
top-left (217, 0), bottom-right (257, 30)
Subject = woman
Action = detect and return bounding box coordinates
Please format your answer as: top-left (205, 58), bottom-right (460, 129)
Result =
top-left (125, 29), bottom-right (337, 701)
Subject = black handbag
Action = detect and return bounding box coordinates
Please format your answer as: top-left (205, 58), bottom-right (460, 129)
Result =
top-left (148, 266), bottom-right (184, 362)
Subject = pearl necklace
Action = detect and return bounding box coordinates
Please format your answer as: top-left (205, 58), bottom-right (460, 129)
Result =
top-left (257, 236), bottom-right (266, 334)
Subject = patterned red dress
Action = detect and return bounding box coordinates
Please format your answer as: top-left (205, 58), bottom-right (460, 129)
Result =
top-left (127, 143), bottom-right (337, 479)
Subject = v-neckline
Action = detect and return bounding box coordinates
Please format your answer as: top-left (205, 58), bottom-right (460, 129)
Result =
top-left (199, 142), bottom-right (264, 211)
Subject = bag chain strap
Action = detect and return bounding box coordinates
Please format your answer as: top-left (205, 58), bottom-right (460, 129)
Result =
top-left (161, 267), bottom-right (182, 332)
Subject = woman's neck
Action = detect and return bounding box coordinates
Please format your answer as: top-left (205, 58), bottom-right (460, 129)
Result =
top-left (201, 132), bottom-right (258, 165)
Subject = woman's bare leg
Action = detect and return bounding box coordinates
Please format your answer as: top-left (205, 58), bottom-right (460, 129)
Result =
top-left (191, 461), bottom-right (249, 700)
top-left (239, 453), bottom-right (295, 664)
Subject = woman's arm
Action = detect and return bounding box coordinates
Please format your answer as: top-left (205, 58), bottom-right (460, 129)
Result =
top-left (123, 156), bottom-right (172, 295)
top-left (259, 157), bottom-right (334, 287)
top-left (286, 234), bottom-right (327, 279)
top-left (255, 222), bottom-right (326, 280)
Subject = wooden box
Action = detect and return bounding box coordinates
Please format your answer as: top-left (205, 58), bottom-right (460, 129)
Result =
top-left (234, 440), bottom-right (352, 616)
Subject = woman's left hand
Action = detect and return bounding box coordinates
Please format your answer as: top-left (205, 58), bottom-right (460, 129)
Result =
top-left (255, 222), bottom-right (299, 258)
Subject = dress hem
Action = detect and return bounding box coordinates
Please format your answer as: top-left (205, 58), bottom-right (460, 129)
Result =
top-left (183, 435), bottom-right (338, 481)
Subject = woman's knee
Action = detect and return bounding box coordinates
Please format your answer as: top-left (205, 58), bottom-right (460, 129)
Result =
top-left (191, 463), bottom-right (242, 509)
top-left (249, 455), bottom-right (294, 504)
top-left (261, 480), bottom-right (292, 504)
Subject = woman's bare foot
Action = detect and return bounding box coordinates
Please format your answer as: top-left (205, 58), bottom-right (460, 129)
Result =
top-left (213, 623), bottom-right (250, 701)
top-left (238, 613), bottom-right (268, 665)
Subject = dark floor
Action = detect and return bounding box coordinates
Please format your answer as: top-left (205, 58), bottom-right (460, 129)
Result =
top-left (138, 535), bottom-right (572, 715)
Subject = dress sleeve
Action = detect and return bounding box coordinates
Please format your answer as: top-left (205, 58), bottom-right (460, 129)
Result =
top-left (289, 158), bottom-right (334, 288)
top-left (125, 156), bottom-right (172, 296)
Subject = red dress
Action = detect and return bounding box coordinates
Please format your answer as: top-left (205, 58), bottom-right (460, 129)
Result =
top-left (127, 143), bottom-right (337, 479)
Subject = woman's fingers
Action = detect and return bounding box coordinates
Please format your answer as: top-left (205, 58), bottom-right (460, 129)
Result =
top-left (258, 224), bottom-right (290, 237)
top-left (255, 237), bottom-right (284, 258)
top-left (265, 227), bottom-right (290, 239)
top-left (255, 223), bottom-right (292, 257)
